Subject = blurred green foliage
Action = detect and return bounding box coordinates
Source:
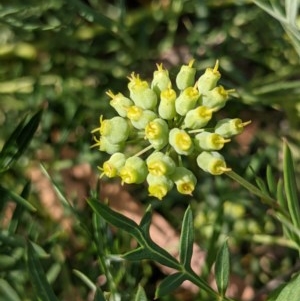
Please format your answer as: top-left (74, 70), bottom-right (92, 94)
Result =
top-left (0, 0), bottom-right (300, 300)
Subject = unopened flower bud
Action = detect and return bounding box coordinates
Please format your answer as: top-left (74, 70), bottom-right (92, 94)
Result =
top-left (151, 63), bottom-right (171, 95)
top-left (100, 152), bottom-right (126, 178)
top-left (182, 106), bottom-right (214, 129)
top-left (136, 88), bottom-right (158, 110)
top-left (145, 118), bottom-right (169, 150)
top-left (119, 156), bottom-right (147, 184)
top-left (171, 167), bottom-right (197, 195)
top-left (215, 118), bottom-right (251, 138)
top-left (98, 116), bottom-right (130, 144)
top-left (127, 106), bottom-right (157, 129)
top-left (158, 87), bottom-right (177, 120)
top-left (128, 73), bottom-right (157, 110)
top-left (197, 151), bottom-right (231, 175)
top-left (169, 128), bottom-right (194, 155)
top-left (106, 90), bottom-right (133, 117)
top-left (176, 59), bottom-right (196, 90)
top-left (201, 86), bottom-right (234, 110)
top-left (94, 136), bottom-right (125, 155)
top-left (147, 174), bottom-right (173, 200)
top-left (145, 118), bottom-right (168, 140)
top-left (175, 86), bottom-right (199, 116)
top-left (128, 72), bottom-right (148, 93)
top-left (146, 151), bottom-right (176, 176)
top-left (197, 60), bottom-right (221, 93)
top-left (194, 132), bottom-right (230, 150)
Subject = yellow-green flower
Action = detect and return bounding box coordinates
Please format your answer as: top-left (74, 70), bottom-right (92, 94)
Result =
top-left (119, 156), bottom-right (147, 184)
top-left (92, 59), bottom-right (250, 200)
top-left (197, 151), bottom-right (231, 175)
top-left (176, 59), bottom-right (196, 90)
top-left (171, 167), bottom-right (197, 195)
top-left (147, 174), bottom-right (173, 200)
top-left (169, 128), bottom-right (194, 155)
top-left (146, 151), bottom-right (176, 176)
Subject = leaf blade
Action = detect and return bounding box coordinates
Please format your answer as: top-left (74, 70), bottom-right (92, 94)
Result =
top-left (179, 206), bottom-right (194, 268)
top-left (268, 272), bottom-right (300, 301)
top-left (215, 239), bottom-right (230, 297)
top-left (27, 242), bottom-right (60, 301)
top-left (155, 272), bottom-right (186, 298)
top-left (0, 109), bottom-right (43, 172)
top-left (134, 285), bottom-right (148, 301)
top-left (283, 141), bottom-right (300, 229)
top-left (0, 185), bottom-right (36, 212)
top-left (87, 197), bottom-right (143, 242)
top-left (0, 279), bottom-right (21, 301)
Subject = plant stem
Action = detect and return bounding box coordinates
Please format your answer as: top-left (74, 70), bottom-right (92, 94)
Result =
top-left (225, 170), bottom-right (286, 215)
top-left (184, 268), bottom-right (237, 301)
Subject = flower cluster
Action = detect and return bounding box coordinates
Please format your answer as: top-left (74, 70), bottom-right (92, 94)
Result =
top-left (92, 60), bottom-right (250, 200)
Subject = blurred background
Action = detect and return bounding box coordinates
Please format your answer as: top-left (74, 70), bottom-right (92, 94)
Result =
top-left (0, 0), bottom-right (299, 300)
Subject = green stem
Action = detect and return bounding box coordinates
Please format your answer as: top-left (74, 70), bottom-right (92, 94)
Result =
top-left (134, 144), bottom-right (154, 157)
top-left (188, 128), bottom-right (205, 134)
top-left (185, 268), bottom-right (236, 301)
top-left (225, 170), bottom-right (286, 215)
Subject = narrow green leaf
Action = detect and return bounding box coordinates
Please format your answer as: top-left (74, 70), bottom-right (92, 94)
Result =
top-left (134, 285), bottom-right (148, 301)
top-left (87, 198), bottom-right (142, 242)
top-left (266, 283), bottom-right (285, 301)
top-left (124, 244), bottom-right (180, 270)
top-left (253, 0), bottom-right (286, 23)
top-left (0, 185), bottom-right (36, 211)
top-left (30, 241), bottom-right (50, 258)
top-left (73, 269), bottom-right (96, 291)
top-left (277, 179), bottom-right (294, 241)
top-left (254, 0), bottom-right (300, 57)
top-left (266, 165), bottom-right (277, 196)
top-left (123, 247), bottom-right (153, 261)
top-left (70, 0), bottom-right (134, 47)
top-left (250, 234), bottom-right (298, 250)
top-left (255, 176), bottom-right (270, 196)
top-left (215, 240), bottom-right (230, 297)
top-left (283, 141), bottom-right (300, 229)
top-left (73, 270), bottom-right (106, 301)
top-left (155, 272), bottom-right (186, 298)
top-left (0, 117), bottom-right (26, 148)
top-left (270, 0), bottom-right (285, 18)
top-left (277, 179), bottom-right (286, 210)
top-left (27, 242), bottom-right (60, 301)
top-left (16, 109), bottom-right (43, 147)
top-left (283, 24), bottom-right (300, 57)
top-left (145, 241), bottom-right (181, 270)
top-left (0, 279), bottom-right (21, 301)
top-left (40, 163), bottom-right (71, 207)
top-left (46, 263), bottom-right (61, 285)
top-left (179, 206), bottom-right (194, 268)
top-left (9, 181), bottom-right (31, 233)
top-left (139, 205), bottom-right (152, 242)
top-left (88, 198), bottom-right (180, 270)
top-left (0, 115), bottom-right (27, 169)
top-left (225, 170), bottom-right (281, 212)
top-left (205, 201), bottom-right (224, 274)
top-left (267, 272), bottom-right (300, 301)
top-left (0, 232), bottom-right (25, 248)
top-left (274, 212), bottom-right (300, 249)
top-left (139, 205), bottom-right (153, 238)
top-left (0, 109), bottom-right (43, 172)
top-left (0, 255), bottom-right (17, 270)
top-left (285, 0), bottom-right (299, 25)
